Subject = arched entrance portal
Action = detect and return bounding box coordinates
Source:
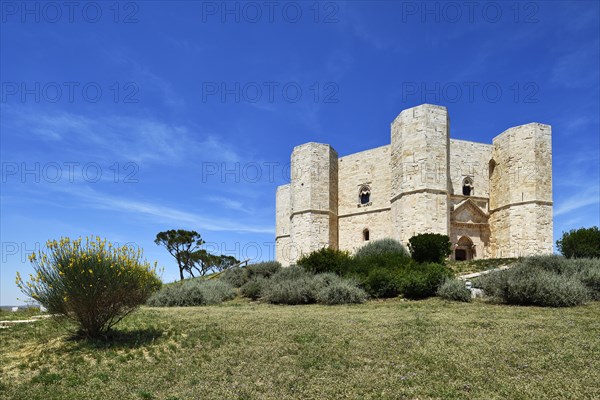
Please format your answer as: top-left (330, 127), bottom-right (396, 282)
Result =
top-left (455, 236), bottom-right (474, 261)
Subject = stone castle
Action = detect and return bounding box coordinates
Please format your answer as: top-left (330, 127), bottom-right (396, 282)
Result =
top-left (275, 104), bottom-right (553, 265)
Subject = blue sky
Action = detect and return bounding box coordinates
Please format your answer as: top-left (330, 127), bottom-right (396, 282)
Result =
top-left (1, 1), bottom-right (599, 305)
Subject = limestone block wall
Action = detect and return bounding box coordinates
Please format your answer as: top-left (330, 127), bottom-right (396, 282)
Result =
top-left (289, 143), bottom-right (338, 263)
top-left (489, 123), bottom-right (553, 257)
top-left (449, 139), bottom-right (493, 198)
top-left (337, 145), bottom-right (392, 251)
top-left (394, 192), bottom-right (450, 244)
top-left (337, 145), bottom-right (391, 215)
top-left (489, 204), bottom-right (553, 257)
top-left (390, 104), bottom-right (450, 244)
top-left (275, 184), bottom-right (292, 265)
top-left (338, 210), bottom-right (393, 254)
top-left (276, 184), bottom-right (291, 238)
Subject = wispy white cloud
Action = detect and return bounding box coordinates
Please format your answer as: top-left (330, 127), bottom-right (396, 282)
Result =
top-left (4, 108), bottom-right (242, 165)
top-left (49, 185), bottom-right (273, 234)
top-left (206, 196), bottom-right (253, 214)
top-left (551, 38), bottom-right (600, 90)
top-left (554, 186), bottom-right (600, 217)
top-left (100, 48), bottom-right (185, 108)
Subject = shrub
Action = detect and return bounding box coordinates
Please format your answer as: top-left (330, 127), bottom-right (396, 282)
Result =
top-left (246, 261), bottom-right (282, 279)
top-left (557, 226), bottom-right (600, 258)
top-left (221, 261), bottom-right (282, 288)
top-left (349, 252), bottom-right (411, 277)
top-left (408, 233), bottom-right (452, 263)
top-left (17, 237), bottom-right (162, 339)
top-left (240, 277), bottom-right (267, 300)
top-left (437, 278), bottom-right (472, 302)
top-left (363, 268), bottom-right (402, 298)
top-left (260, 268), bottom-right (367, 305)
top-left (261, 277), bottom-right (320, 305)
top-left (298, 248), bottom-right (352, 275)
top-left (147, 279), bottom-right (234, 307)
top-left (354, 238), bottom-right (409, 259)
top-left (476, 257), bottom-right (593, 307)
top-left (270, 265), bottom-right (311, 282)
top-left (316, 280), bottom-right (368, 305)
top-left (518, 255), bottom-right (571, 274)
top-left (572, 259), bottom-right (600, 300)
top-left (200, 280), bottom-right (236, 305)
top-left (221, 267), bottom-right (247, 287)
top-left (504, 270), bottom-right (588, 307)
top-left (399, 263), bottom-right (453, 299)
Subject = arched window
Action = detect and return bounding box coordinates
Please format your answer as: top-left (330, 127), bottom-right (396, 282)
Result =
top-left (462, 177), bottom-right (473, 196)
top-left (359, 185), bottom-right (371, 205)
top-left (363, 229), bottom-right (370, 241)
top-left (489, 159), bottom-right (496, 179)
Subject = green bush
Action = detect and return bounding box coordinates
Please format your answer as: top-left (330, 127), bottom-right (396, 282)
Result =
top-left (147, 279), bottom-right (235, 307)
top-left (201, 280), bottom-right (236, 305)
top-left (557, 226), bottom-right (600, 258)
top-left (240, 277), bottom-right (267, 300)
top-left (270, 265), bottom-right (311, 282)
top-left (408, 233), bottom-right (452, 263)
top-left (363, 268), bottom-right (402, 298)
top-left (221, 261), bottom-right (282, 288)
top-left (354, 238), bottom-right (409, 259)
top-left (437, 278), bottom-right (472, 302)
top-left (572, 259), bottom-right (600, 300)
top-left (246, 261), bottom-right (282, 279)
top-left (221, 267), bottom-right (247, 287)
top-left (261, 277), bottom-right (320, 305)
top-left (316, 280), bottom-right (368, 305)
top-left (504, 270), bottom-right (588, 307)
top-left (349, 252), bottom-right (411, 277)
top-left (476, 257), bottom-right (594, 307)
top-left (400, 263), bottom-right (453, 299)
top-left (297, 248), bottom-right (352, 275)
top-left (259, 267), bottom-right (367, 305)
top-left (17, 237), bottom-right (162, 339)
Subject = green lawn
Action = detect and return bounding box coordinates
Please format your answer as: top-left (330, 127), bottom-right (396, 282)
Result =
top-left (1, 298), bottom-right (599, 399)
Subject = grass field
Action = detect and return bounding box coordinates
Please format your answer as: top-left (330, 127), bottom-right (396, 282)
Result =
top-left (1, 298), bottom-right (599, 400)
top-left (0, 308), bottom-right (42, 322)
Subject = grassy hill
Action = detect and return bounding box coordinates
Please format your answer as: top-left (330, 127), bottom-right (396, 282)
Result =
top-left (1, 298), bottom-right (599, 399)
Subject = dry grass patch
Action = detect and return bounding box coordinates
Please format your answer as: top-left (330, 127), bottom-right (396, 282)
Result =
top-left (1, 299), bottom-right (599, 399)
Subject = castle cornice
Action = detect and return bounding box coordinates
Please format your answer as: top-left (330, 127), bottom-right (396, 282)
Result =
top-left (290, 209), bottom-right (335, 218)
top-left (338, 207), bottom-right (391, 219)
top-left (489, 200), bottom-right (553, 214)
top-left (390, 188), bottom-right (448, 203)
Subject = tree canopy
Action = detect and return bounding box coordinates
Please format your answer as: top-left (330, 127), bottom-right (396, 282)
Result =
top-left (155, 230), bottom-right (239, 280)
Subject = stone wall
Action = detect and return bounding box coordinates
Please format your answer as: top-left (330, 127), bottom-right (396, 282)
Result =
top-left (449, 139), bottom-right (492, 198)
top-left (390, 104), bottom-right (450, 245)
top-left (338, 209), bottom-right (393, 254)
top-left (275, 184), bottom-right (292, 265)
top-left (289, 143), bottom-right (338, 264)
top-left (393, 192), bottom-right (450, 245)
top-left (337, 145), bottom-right (391, 252)
top-left (489, 123), bottom-right (553, 257)
top-left (489, 203), bottom-right (553, 257)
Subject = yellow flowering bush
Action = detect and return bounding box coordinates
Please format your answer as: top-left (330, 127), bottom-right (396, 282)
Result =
top-left (16, 236), bottom-right (162, 338)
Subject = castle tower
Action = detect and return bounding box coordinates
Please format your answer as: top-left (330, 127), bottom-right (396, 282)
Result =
top-left (288, 142), bottom-right (338, 264)
top-left (390, 104), bottom-right (451, 245)
top-left (489, 123), bottom-right (553, 257)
